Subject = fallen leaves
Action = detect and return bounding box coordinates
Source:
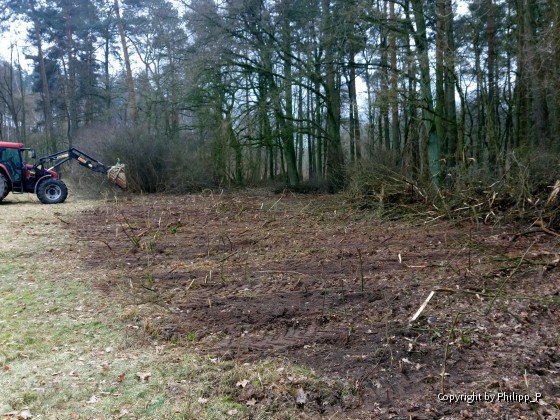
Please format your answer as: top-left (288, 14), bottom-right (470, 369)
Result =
top-left (87, 395), bottom-right (99, 404)
top-left (115, 408), bottom-right (130, 419)
top-left (236, 379), bottom-right (250, 388)
top-left (2, 410), bottom-right (32, 419)
top-left (295, 388), bottom-right (307, 406)
top-left (135, 372), bottom-right (151, 382)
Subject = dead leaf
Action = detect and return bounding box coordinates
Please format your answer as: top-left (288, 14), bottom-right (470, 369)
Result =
top-left (246, 398), bottom-right (257, 406)
top-left (135, 372), bottom-right (151, 382)
top-left (116, 373), bottom-right (126, 383)
top-left (2, 411), bottom-right (33, 420)
top-left (236, 379), bottom-right (250, 388)
top-left (87, 395), bottom-right (99, 404)
top-left (296, 388), bottom-right (307, 405)
top-left (115, 408), bottom-right (130, 419)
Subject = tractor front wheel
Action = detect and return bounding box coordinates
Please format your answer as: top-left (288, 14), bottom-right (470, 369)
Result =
top-left (37, 178), bottom-right (68, 204)
top-left (0, 173), bottom-right (8, 202)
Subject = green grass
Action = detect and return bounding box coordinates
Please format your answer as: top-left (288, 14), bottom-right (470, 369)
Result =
top-left (0, 263), bottom-right (250, 418)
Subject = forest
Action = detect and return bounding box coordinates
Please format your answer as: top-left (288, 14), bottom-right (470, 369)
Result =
top-left (1, 2), bottom-right (560, 417)
top-left (0, 0), bottom-right (559, 200)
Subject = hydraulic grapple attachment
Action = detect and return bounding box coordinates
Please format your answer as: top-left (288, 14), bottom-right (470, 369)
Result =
top-left (37, 148), bottom-right (127, 190)
top-left (107, 164), bottom-right (127, 189)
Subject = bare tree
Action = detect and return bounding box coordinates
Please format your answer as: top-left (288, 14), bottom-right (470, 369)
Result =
top-left (114, 0), bottom-right (137, 125)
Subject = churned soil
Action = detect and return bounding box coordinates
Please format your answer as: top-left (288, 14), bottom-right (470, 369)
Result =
top-left (72, 191), bottom-right (559, 418)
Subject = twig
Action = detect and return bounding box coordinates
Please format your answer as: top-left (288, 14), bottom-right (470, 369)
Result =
top-left (321, 286), bottom-right (327, 318)
top-left (255, 270), bottom-right (307, 276)
top-left (185, 278), bottom-right (196, 291)
top-left (268, 193), bottom-right (284, 211)
top-left (410, 291), bottom-right (435, 322)
top-left (433, 287), bottom-right (560, 303)
top-left (441, 311), bottom-right (461, 394)
top-left (512, 226), bottom-right (560, 241)
top-left (218, 250), bottom-right (239, 263)
top-left (380, 235), bottom-right (393, 245)
top-left (468, 228), bottom-right (472, 272)
top-left (485, 239), bottom-right (537, 316)
top-left (54, 215), bottom-right (71, 224)
top-left (385, 321), bottom-right (394, 366)
top-left (357, 248), bottom-right (364, 292)
top-left (118, 212), bottom-right (141, 248)
top-left (75, 238), bottom-right (112, 250)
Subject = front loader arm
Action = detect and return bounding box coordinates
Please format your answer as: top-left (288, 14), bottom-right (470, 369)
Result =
top-left (34, 147), bottom-right (126, 189)
top-left (35, 148), bottom-right (111, 174)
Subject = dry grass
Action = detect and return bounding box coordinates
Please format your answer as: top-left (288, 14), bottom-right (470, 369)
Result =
top-left (0, 195), bottom-right (318, 419)
top-left (3, 191), bottom-right (559, 419)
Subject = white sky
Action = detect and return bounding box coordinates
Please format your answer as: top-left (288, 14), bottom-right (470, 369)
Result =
top-left (0, 19), bottom-right (32, 69)
top-left (0, 0), bottom-right (471, 100)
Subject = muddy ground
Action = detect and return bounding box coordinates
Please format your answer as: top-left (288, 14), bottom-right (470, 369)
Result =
top-left (71, 191), bottom-right (559, 418)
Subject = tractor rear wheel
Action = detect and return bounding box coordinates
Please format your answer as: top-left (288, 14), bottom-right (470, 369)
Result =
top-left (37, 178), bottom-right (68, 204)
top-left (0, 173), bottom-right (8, 202)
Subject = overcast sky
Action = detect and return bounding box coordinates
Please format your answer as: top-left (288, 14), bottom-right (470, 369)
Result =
top-left (0, 18), bottom-right (32, 69)
top-left (0, 0), bottom-right (470, 81)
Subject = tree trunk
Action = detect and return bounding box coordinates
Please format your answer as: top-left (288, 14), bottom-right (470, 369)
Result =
top-left (297, 74), bottom-right (304, 177)
top-left (33, 17), bottom-right (54, 150)
top-left (17, 53), bottom-right (27, 142)
top-left (114, 0), bottom-right (138, 126)
top-left (410, 0), bottom-right (440, 183)
top-left (486, 0), bottom-right (500, 169)
top-left (315, 58), bottom-right (324, 180)
top-left (348, 44), bottom-right (361, 161)
top-left (63, 3), bottom-right (78, 140)
top-left (379, 0), bottom-right (390, 151)
top-left (389, 0), bottom-right (400, 159)
top-left (443, 0), bottom-right (457, 167)
top-left (321, 0), bottom-right (344, 191)
top-left (435, 0), bottom-right (458, 172)
top-left (280, 3), bottom-right (299, 187)
top-left (435, 0), bottom-right (446, 168)
top-left (364, 60), bottom-right (375, 158)
top-left (524, 0), bottom-right (548, 147)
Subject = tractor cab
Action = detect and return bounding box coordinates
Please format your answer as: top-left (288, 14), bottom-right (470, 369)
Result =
top-left (0, 141), bottom-right (65, 203)
top-left (0, 142), bottom-right (38, 193)
top-left (0, 142), bottom-right (25, 192)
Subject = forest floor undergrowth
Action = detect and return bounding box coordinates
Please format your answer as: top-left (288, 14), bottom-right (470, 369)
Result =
top-left (1, 190), bottom-right (559, 419)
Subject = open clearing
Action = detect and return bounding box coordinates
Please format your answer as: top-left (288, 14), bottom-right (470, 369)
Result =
top-left (1, 191), bottom-right (559, 418)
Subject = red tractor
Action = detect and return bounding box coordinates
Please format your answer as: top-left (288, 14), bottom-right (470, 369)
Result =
top-left (0, 141), bottom-right (126, 204)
